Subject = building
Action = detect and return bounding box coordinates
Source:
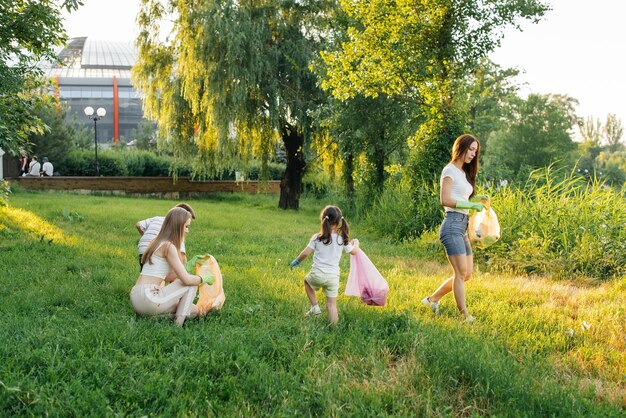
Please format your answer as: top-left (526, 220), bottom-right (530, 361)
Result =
top-left (40, 37), bottom-right (145, 144)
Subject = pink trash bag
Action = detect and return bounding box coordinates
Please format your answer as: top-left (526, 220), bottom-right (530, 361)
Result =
top-left (346, 250), bottom-right (389, 306)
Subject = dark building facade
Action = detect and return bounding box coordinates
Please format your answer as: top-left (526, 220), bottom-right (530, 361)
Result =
top-left (41, 37), bottom-right (145, 144)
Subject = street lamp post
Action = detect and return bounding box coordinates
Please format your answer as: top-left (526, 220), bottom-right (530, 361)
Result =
top-left (84, 106), bottom-right (106, 176)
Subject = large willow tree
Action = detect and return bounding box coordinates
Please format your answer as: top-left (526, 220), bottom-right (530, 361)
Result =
top-left (0, 0), bottom-right (82, 155)
top-left (134, 0), bottom-right (336, 209)
top-left (319, 0), bottom-right (550, 178)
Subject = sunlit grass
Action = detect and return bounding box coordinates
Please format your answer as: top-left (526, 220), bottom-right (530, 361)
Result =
top-left (0, 190), bottom-right (624, 415)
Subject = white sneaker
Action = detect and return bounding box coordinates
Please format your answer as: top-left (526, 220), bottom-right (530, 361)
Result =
top-left (305, 305), bottom-right (322, 317)
top-left (421, 297), bottom-right (439, 314)
top-left (464, 315), bottom-right (475, 324)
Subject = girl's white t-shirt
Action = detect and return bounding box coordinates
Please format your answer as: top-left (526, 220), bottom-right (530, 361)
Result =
top-left (307, 232), bottom-right (354, 276)
top-left (440, 163), bottom-right (473, 214)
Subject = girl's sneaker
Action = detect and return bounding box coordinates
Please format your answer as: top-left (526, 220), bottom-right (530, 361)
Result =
top-left (305, 305), bottom-right (322, 316)
top-left (421, 297), bottom-right (439, 314)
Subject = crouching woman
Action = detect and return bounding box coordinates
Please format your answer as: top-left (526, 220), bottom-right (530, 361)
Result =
top-left (130, 207), bottom-right (208, 326)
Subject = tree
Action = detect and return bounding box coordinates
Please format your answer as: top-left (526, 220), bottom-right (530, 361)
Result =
top-left (578, 116), bottom-right (603, 146)
top-left (482, 94), bottom-right (579, 181)
top-left (29, 102), bottom-right (90, 169)
top-left (318, 0), bottom-right (550, 180)
top-left (134, 0), bottom-right (336, 209)
top-left (460, 59), bottom-right (520, 148)
top-left (314, 95), bottom-right (418, 198)
top-left (0, 0), bottom-right (83, 155)
top-left (604, 113), bottom-right (624, 153)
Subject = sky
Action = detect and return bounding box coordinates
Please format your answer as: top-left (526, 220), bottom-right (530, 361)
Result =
top-left (62, 0), bottom-right (626, 132)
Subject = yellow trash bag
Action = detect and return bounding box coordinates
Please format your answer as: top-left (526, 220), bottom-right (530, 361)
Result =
top-left (186, 254), bottom-right (226, 315)
top-left (468, 200), bottom-right (501, 248)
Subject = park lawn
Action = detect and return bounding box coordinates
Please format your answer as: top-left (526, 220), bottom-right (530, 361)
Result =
top-left (0, 190), bottom-right (624, 416)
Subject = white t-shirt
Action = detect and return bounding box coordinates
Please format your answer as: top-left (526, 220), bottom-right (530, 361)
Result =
top-left (42, 162), bottom-right (54, 176)
top-left (28, 161), bottom-right (41, 176)
top-left (307, 232), bottom-right (354, 276)
top-left (440, 163), bottom-right (473, 214)
top-left (137, 216), bottom-right (186, 255)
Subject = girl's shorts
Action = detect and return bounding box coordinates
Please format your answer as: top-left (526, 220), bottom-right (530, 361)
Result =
top-left (305, 271), bottom-right (340, 298)
top-left (439, 211), bottom-right (472, 256)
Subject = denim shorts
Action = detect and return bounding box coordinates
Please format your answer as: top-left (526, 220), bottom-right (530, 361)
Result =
top-left (439, 211), bottom-right (472, 256)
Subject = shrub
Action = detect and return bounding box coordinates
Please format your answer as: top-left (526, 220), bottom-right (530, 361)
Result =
top-left (63, 150), bottom-right (127, 176)
top-left (478, 166), bottom-right (626, 280)
top-left (0, 180), bottom-right (10, 207)
top-left (360, 180), bottom-right (436, 241)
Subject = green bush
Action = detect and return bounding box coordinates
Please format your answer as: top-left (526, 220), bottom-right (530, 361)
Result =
top-left (63, 150), bottom-right (127, 176)
top-left (478, 166), bottom-right (626, 280)
top-left (119, 150), bottom-right (171, 177)
top-left (244, 161), bottom-right (285, 181)
top-left (62, 149), bottom-right (285, 179)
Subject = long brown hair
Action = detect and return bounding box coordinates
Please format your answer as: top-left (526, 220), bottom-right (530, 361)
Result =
top-left (317, 205), bottom-right (350, 245)
top-left (141, 207), bottom-right (191, 265)
top-left (450, 134), bottom-right (480, 197)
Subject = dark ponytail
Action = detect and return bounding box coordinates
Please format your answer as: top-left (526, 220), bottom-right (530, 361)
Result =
top-left (317, 205), bottom-right (350, 245)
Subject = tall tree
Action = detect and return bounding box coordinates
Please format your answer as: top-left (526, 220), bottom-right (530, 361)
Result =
top-left (134, 0), bottom-right (336, 209)
top-left (30, 102), bottom-right (90, 168)
top-left (0, 0), bottom-right (82, 155)
top-left (604, 113), bottom-right (624, 153)
top-left (578, 116), bottom-right (603, 146)
top-left (482, 94), bottom-right (579, 181)
top-left (461, 59), bottom-right (520, 147)
top-left (315, 95), bottom-right (417, 197)
top-left (318, 0), bottom-right (549, 179)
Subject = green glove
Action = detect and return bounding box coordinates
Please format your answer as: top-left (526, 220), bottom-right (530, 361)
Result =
top-left (456, 200), bottom-right (485, 212)
top-left (470, 194), bottom-right (489, 202)
top-left (198, 273), bottom-right (214, 286)
top-left (185, 255), bottom-right (201, 273)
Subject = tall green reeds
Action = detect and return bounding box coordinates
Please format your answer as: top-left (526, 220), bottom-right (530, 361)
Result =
top-left (480, 166), bottom-right (626, 280)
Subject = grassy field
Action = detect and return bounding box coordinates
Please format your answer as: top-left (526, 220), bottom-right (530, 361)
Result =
top-left (0, 190), bottom-right (624, 416)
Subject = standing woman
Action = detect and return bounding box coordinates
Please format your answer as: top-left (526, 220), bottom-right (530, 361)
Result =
top-left (422, 134), bottom-right (486, 322)
top-left (130, 207), bottom-right (210, 326)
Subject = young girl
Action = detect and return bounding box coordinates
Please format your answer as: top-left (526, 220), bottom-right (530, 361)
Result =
top-left (422, 134), bottom-right (487, 322)
top-left (290, 205), bottom-right (359, 324)
top-left (130, 206), bottom-right (210, 326)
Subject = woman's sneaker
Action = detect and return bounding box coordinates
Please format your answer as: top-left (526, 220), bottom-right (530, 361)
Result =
top-left (421, 297), bottom-right (439, 314)
top-left (305, 305), bottom-right (322, 316)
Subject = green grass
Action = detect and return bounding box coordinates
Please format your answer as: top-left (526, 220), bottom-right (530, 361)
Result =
top-left (1, 191), bottom-right (624, 416)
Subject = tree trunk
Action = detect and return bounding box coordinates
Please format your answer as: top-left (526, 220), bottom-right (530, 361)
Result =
top-left (278, 125), bottom-right (306, 210)
top-left (344, 151), bottom-right (355, 200)
top-left (374, 127), bottom-right (386, 191)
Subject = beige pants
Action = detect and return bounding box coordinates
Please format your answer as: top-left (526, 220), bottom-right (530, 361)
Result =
top-left (130, 280), bottom-right (197, 318)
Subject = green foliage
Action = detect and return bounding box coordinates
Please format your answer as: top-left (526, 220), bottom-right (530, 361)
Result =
top-left (603, 113), bottom-right (624, 153)
top-left (319, 0), bottom-right (549, 101)
top-left (129, 120), bottom-right (157, 151)
top-left (0, 192), bottom-right (623, 415)
top-left (134, 0), bottom-right (331, 208)
top-left (0, 0), bottom-right (83, 155)
top-left (477, 166), bottom-right (626, 280)
top-left (595, 151), bottom-right (626, 185)
top-left (28, 102), bottom-right (90, 168)
top-left (459, 59), bottom-right (520, 147)
top-left (0, 180), bottom-right (10, 207)
top-left (60, 148), bottom-right (285, 179)
top-left (61, 207), bottom-right (84, 222)
top-left (63, 150), bottom-right (128, 177)
top-left (314, 95), bottom-right (418, 195)
top-left (482, 94), bottom-right (579, 182)
top-left (118, 150), bottom-right (173, 177)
